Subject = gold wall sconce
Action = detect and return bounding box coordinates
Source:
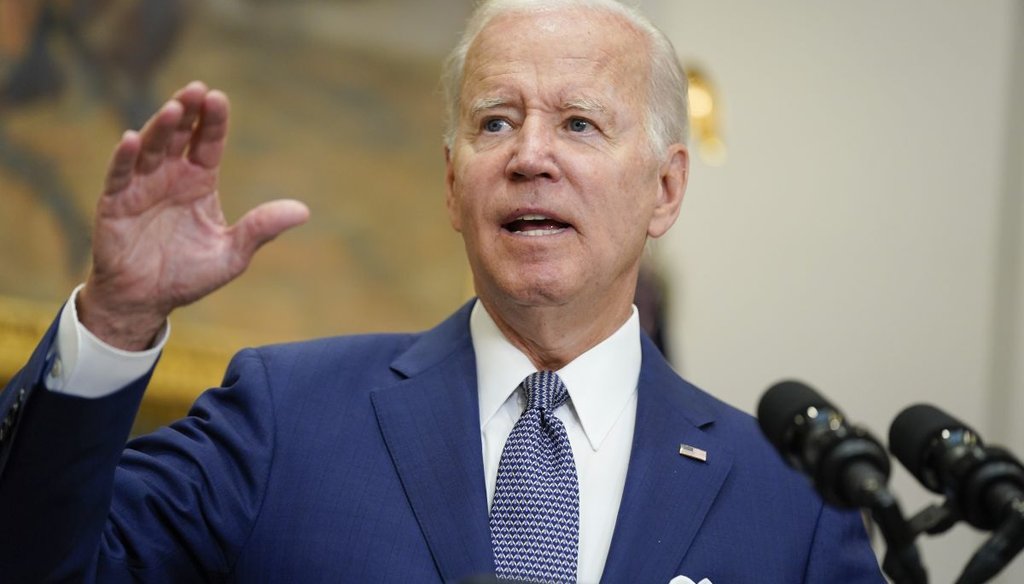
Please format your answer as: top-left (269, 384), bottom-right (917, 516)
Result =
top-left (686, 65), bottom-right (726, 166)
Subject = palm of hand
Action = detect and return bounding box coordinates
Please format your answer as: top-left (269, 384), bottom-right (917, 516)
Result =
top-left (80, 83), bottom-right (309, 349)
top-left (92, 157), bottom-right (234, 314)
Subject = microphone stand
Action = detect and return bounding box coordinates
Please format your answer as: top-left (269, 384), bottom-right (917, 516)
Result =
top-left (902, 481), bottom-right (1024, 583)
top-left (956, 486), bottom-right (1024, 584)
top-left (843, 461), bottom-right (928, 584)
top-left (956, 504), bottom-right (1024, 584)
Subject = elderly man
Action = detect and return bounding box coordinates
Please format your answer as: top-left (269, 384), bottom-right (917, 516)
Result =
top-left (0, 0), bottom-right (884, 582)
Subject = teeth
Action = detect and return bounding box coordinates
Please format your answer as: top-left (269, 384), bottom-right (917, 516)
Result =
top-left (503, 213), bottom-right (567, 236)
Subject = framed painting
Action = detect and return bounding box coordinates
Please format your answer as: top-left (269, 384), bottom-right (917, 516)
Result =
top-left (0, 0), bottom-right (472, 431)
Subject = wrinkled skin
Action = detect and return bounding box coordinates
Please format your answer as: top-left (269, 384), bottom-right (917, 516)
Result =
top-left (445, 8), bottom-right (688, 369)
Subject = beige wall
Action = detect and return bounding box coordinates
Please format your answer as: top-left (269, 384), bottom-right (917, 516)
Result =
top-left (645, 0), bottom-right (1023, 580)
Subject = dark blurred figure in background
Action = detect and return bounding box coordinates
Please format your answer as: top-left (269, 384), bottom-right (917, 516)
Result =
top-left (1, 0), bottom-right (186, 126)
top-left (0, 0), bottom-right (186, 274)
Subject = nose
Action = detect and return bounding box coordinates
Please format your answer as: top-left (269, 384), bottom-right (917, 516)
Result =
top-left (505, 117), bottom-right (562, 182)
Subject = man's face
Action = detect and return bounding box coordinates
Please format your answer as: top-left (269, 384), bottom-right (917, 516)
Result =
top-left (446, 8), bottom-right (686, 316)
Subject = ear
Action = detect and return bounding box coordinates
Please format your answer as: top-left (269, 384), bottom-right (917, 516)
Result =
top-left (444, 145), bottom-right (463, 232)
top-left (647, 144), bottom-right (688, 239)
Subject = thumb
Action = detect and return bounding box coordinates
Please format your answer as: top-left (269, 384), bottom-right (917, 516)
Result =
top-left (232, 198), bottom-right (310, 259)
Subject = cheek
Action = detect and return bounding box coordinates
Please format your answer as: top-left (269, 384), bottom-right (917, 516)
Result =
top-left (453, 164), bottom-right (498, 224)
top-left (445, 174), bottom-right (464, 232)
top-left (446, 199), bottom-right (463, 232)
top-left (447, 184), bottom-right (488, 238)
top-left (447, 157), bottom-right (480, 231)
top-left (600, 174), bottom-right (660, 244)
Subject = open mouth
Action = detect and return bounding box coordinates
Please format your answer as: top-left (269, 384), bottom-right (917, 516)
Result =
top-left (502, 214), bottom-right (572, 236)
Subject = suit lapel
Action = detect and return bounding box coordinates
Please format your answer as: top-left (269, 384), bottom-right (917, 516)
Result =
top-left (601, 337), bottom-right (734, 583)
top-left (371, 307), bottom-right (735, 582)
top-left (371, 304), bottom-right (495, 582)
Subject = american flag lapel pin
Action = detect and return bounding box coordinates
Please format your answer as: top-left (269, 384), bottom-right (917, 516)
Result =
top-left (679, 443), bottom-right (708, 462)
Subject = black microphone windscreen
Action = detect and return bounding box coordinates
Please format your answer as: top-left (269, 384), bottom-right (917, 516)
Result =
top-left (888, 404), bottom-right (976, 485)
top-left (757, 380), bottom-right (834, 451)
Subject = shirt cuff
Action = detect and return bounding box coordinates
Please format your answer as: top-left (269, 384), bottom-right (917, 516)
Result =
top-left (44, 284), bottom-right (169, 398)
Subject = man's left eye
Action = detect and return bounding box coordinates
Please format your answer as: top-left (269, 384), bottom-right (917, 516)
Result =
top-left (567, 118), bottom-right (592, 132)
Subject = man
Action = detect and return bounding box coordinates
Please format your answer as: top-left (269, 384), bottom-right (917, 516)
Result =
top-left (0, 0), bottom-right (885, 582)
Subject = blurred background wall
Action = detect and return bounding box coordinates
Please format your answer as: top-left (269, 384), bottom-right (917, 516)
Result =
top-left (649, 1), bottom-right (1023, 582)
top-left (1, 0), bottom-right (1022, 581)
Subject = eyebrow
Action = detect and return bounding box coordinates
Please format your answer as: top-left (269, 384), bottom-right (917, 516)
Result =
top-left (468, 97), bottom-right (509, 117)
top-left (562, 97), bottom-right (607, 113)
top-left (467, 96), bottom-right (609, 117)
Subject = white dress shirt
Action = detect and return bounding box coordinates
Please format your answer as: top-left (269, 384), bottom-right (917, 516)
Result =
top-left (471, 301), bottom-right (640, 584)
top-left (48, 291), bottom-right (641, 583)
top-left (45, 285), bottom-right (167, 396)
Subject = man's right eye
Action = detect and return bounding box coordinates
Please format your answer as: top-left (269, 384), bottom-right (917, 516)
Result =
top-left (483, 118), bottom-right (510, 133)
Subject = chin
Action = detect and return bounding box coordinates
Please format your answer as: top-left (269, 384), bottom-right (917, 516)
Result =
top-left (473, 256), bottom-right (586, 304)
top-left (500, 276), bottom-right (580, 308)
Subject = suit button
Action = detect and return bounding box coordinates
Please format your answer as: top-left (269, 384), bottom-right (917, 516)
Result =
top-left (18, 388), bottom-right (26, 403)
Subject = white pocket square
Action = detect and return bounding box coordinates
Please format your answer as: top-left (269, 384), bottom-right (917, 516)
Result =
top-left (668, 577), bottom-right (712, 584)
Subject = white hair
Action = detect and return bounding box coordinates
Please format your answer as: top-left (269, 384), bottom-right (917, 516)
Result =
top-left (441, 0), bottom-right (689, 154)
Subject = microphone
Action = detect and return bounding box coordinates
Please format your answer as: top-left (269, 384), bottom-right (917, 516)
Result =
top-left (889, 404), bottom-right (1024, 530)
top-left (759, 381), bottom-right (927, 584)
top-left (758, 380), bottom-right (892, 508)
top-left (890, 404), bottom-right (1024, 583)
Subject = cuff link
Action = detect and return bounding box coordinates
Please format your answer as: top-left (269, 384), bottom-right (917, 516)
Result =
top-left (48, 357), bottom-right (63, 380)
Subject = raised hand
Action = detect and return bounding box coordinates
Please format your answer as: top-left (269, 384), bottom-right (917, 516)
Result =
top-left (78, 81), bottom-right (310, 350)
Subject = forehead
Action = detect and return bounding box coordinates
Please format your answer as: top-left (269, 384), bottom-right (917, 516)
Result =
top-left (460, 8), bottom-right (650, 109)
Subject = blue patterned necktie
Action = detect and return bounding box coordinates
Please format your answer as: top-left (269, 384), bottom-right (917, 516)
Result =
top-left (490, 371), bottom-right (580, 584)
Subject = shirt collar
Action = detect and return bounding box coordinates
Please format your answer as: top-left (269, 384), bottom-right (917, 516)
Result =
top-left (470, 299), bottom-right (641, 451)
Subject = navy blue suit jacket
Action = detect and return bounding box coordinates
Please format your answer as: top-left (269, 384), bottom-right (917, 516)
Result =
top-left (0, 302), bottom-right (883, 582)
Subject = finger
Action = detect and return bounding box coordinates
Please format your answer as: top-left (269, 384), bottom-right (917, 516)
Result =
top-left (135, 100), bottom-right (183, 174)
top-left (230, 199), bottom-right (311, 260)
top-left (167, 81), bottom-right (208, 158)
top-left (103, 130), bottom-right (142, 196)
top-left (187, 90), bottom-right (230, 170)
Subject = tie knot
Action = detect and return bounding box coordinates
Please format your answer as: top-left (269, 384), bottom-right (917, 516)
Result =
top-left (522, 371), bottom-right (570, 413)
